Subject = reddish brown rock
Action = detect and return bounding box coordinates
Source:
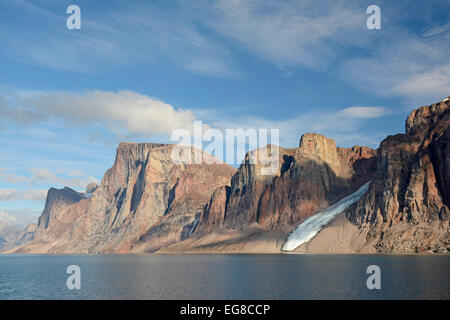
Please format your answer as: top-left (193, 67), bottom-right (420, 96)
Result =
top-left (195, 185), bottom-right (230, 235)
top-left (346, 98), bottom-right (450, 253)
top-left (194, 134), bottom-right (377, 235)
top-left (13, 143), bottom-right (236, 253)
top-left (37, 187), bottom-right (86, 232)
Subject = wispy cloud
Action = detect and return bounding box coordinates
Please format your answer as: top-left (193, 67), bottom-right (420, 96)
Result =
top-left (204, 105), bottom-right (389, 148)
top-left (0, 188), bottom-right (47, 201)
top-left (0, 168), bottom-right (98, 191)
top-left (1, 0), bottom-right (448, 103)
top-left (0, 209), bottom-right (40, 227)
top-left (201, 0), bottom-right (366, 70)
top-left (422, 21), bottom-right (450, 37)
top-left (0, 0), bottom-right (239, 77)
top-left (0, 210), bottom-right (19, 225)
top-left (199, 0), bottom-right (449, 103)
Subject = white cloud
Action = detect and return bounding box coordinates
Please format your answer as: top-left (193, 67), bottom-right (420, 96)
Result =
top-left (1, 89), bottom-right (197, 138)
top-left (391, 65), bottom-right (450, 100)
top-left (0, 168), bottom-right (99, 191)
top-left (207, 105), bottom-right (388, 149)
top-left (0, 210), bottom-right (17, 225)
top-left (0, 188), bottom-right (47, 201)
top-left (340, 30), bottom-right (450, 105)
top-left (338, 106), bottom-right (388, 119)
top-left (28, 168), bottom-right (99, 190)
top-left (0, 209), bottom-right (40, 228)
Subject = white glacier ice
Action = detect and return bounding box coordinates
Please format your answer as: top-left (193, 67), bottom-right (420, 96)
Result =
top-left (188, 217), bottom-right (200, 237)
top-left (281, 181), bottom-right (371, 252)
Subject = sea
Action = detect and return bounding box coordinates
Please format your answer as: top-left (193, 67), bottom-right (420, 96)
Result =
top-left (0, 254), bottom-right (448, 300)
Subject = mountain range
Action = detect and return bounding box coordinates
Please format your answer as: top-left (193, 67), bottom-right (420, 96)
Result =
top-left (2, 97), bottom-right (449, 254)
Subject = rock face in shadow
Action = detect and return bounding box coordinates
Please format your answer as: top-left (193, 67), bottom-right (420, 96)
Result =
top-left (194, 134), bottom-right (377, 236)
top-left (13, 143), bottom-right (235, 253)
top-left (346, 98), bottom-right (450, 253)
top-left (37, 187), bottom-right (86, 232)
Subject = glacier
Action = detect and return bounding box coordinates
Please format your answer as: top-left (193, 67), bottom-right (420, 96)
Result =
top-left (281, 181), bottom-right (371, 252)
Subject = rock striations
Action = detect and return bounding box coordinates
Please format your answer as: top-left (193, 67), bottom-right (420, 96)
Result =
top-left (10, 144), bottom-right (235, 253)
top-left (345, 98), bottom-right (450, 253)
top-left (194, 134), bottom-right (377, 233)
top-left (4, 98), bottom-right (449, 254)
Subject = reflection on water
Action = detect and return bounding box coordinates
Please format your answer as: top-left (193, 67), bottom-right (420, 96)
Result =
top-left (0, 254), bottom-right (448, 299)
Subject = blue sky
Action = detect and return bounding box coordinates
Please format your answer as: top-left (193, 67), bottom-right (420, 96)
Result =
top-left (0, 0), bottom-right (449, 227)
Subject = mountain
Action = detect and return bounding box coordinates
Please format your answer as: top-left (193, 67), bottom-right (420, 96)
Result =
top-left (0, 221), bottom-right (20, 251)
top-left (37, 187), bottom-right (87, 232)
top-left (346, 97), bottom-right (449, 253)
top-left (294, 97), bottom-right (450, 253)
top-left (164, 134), bottom-right (377, 252)
top-left (200, 134), bottom-right (376, 231)
top-left (0, 223), bottom-right (37, 251)
top-left (10, 143), bottom-right (235, 253)
top-left (5, 98), bottom-right (449, 254)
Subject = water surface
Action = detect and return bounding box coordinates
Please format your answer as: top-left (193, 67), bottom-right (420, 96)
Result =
top-left (0, 254), bottom-right (448, 299)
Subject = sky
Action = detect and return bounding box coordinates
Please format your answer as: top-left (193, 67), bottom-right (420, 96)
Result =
top-left (0, 0), bottom-right (449, 227)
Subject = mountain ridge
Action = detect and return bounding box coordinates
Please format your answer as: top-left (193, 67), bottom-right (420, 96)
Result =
top-left (3, 97), bottom-right (449, 254)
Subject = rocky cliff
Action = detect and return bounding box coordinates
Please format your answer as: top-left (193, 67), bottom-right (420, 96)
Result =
top-left (6, 98), bottom-right (449, 255)
top-left (345, 98), bottom-right (449, 253)
top-left (194, 134), bottom-right (377, 236)
top-left (164, 98), bottom-right (449, 254)
top-left (37, 187), bottom-right (86, 233)
top-left (11, 143), bottom-right (235, 253)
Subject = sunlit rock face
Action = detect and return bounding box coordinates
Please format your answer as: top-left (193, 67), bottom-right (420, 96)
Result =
top-left (13, 143), bottom-right (235, 253)
top-left (9, 98), bottom-right (448, 255)
top-left (195, 133), bottom-right (377, 235)
top-left (346, 98), bottom-right (450, 253)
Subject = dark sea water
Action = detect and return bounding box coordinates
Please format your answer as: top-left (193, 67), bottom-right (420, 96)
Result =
top-left (0, 254), bottom-right (448, 300)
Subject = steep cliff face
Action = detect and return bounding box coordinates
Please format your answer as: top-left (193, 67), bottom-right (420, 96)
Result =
top-left (194, 134), bottom-right (377, 236)
top-left (8, 99), bottom-right (448, 255)
top-left (14, 143), bottom-right (235, 253)
top-left (37, 187), bottom-right (86, 233)
top-left (346, 98), bottom-right (450, 253)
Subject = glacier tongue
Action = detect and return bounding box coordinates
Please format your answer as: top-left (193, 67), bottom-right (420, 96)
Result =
top-left (282, 181), bottom-right (371, 252)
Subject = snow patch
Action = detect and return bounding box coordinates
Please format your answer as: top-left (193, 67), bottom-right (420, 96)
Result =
top-left (188, 217), bottom-right (200, 237)
top-left (282, 181), bottom-right (371, 252)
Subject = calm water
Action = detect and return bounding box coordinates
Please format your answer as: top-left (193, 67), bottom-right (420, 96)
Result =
top-left (0, 254), bottom-right (448, 300)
